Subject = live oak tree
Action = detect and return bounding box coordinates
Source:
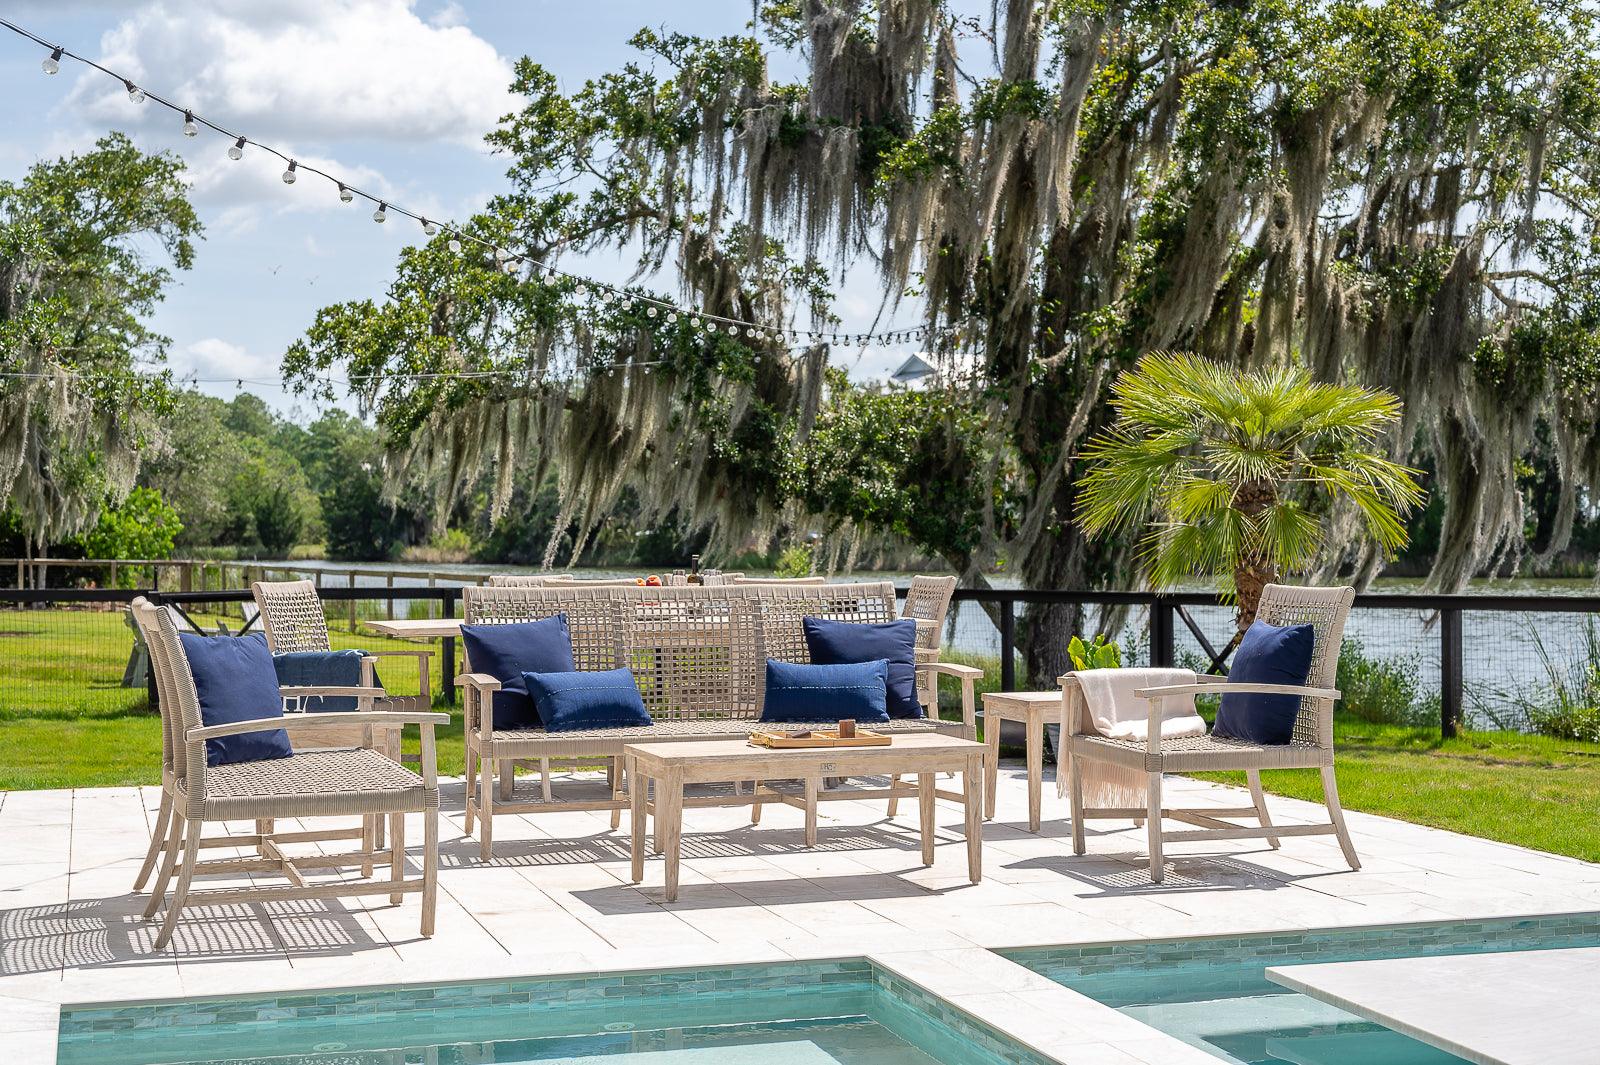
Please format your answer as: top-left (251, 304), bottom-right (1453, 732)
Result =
top-left (0, 134), bottom-right (198, 555)
top-left (289, 1), bottom-right (1600, 683)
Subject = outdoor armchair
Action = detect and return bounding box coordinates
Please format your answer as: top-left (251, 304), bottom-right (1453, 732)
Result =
top-left (130, 597), bottom-right (447, 950)
top-left (1061, 583), bottom-right (1360, 882)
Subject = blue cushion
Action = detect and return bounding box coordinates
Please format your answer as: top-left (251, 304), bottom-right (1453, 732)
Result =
top-left (1213, 620), bottom-right (1317, 745)
top-left (803, 617), bottom-right (923, 719)
top-left (178, 631), bottom-right (293, 767)
top-left (273, 649), bottom-right (367, 712)
top-left (761, 659), bottom-right (890, 724)
top-left (522, 668), bottom-right (652, 732)
top-left (461, 616), bottom-right (575, 729)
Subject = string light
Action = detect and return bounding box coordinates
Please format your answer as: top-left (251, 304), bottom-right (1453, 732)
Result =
top-left (372, 201), bottom-right (387, 224)
top-left (0, 14), bottom-right (977, 355)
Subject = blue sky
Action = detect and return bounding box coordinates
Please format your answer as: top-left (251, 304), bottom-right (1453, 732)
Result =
top-left (1, 1), bottom-right (919, 414)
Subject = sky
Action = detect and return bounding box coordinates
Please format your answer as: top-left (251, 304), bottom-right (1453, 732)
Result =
top-left (0, 0), bottom-right (924, 416)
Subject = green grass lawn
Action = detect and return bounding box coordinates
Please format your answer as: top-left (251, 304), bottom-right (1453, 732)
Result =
top-left (4, 609), bottom-right (1599, 863)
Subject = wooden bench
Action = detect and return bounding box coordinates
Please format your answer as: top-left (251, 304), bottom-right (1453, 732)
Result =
top-left (456, 581), bottom-right (981, 859)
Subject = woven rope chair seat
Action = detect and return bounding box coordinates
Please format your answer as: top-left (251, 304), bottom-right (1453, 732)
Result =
top-left (1071, 732), bottom-right (1328, 773)
top-left (183, 747), bottom-right (433, 819)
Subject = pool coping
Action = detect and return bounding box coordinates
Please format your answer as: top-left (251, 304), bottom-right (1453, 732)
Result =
top-left (29, 908), bottom-right (1600, 1065)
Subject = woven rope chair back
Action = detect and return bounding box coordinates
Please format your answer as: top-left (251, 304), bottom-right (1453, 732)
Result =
top-left (732, 582), bottom-right (899, 717)
top-left (251, 580), bottom-right (332, 654)
top-left (1253, 583), bottom-right (1355, 748)
top-left (730, 576), bottom-right (828, 585)
top-left (538, 576), bottom-right (655, 587)
top-left (132, 598), bottom-right (211, 797)
top-left (901, 575), bottom-right (957, 653)
top-left (129, 599), bottom-right (178, 777)
top-left (487, 575), bottom-right (552, 587)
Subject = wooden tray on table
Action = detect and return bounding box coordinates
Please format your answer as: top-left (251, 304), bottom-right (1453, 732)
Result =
top-left (749, 728), bottom-right (892, 749)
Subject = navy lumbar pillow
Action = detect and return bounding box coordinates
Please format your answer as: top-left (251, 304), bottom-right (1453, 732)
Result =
top-left (1213, 620), bottom-right (1317, 745)
top-left (522, 668), bottom-right (652, 732)
top-left (803, 616), bottom-right (923, 719)
top-left (761, 658), bottom-right (890, 724)
top-left (178, 631), bottom-right (293, 767)
top-left (273, 649), bottom-right (368, 712)
top-left (461, 615), bottom-right (575, 730)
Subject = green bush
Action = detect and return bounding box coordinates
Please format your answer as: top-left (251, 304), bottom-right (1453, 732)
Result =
top-left (1515, 620), bottom-right (1600, 742)
top-left (1335, 639), bottom-right (1437, 726)
top-left (773, 544), bottom-right (814, 578)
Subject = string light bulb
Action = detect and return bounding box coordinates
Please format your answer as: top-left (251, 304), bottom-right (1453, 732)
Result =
top-left (124, 79), bottom-right (145, 103)
top-left (182, 110), bottom-right (199, 137)
top-left (282, 160), bottom-right (298, 184)
top-left (228, 136), bottom-right (245, 161)
top-left (421, 218), bottom-right (437, 236)
top-left (372, 202), bottom-right (387, 223)
top-left (337, 183), bottom-right (353, 203)
top-left (42, 47), bottom-right (61, 75)
top-left (448, 236), bottom-right (462, 253)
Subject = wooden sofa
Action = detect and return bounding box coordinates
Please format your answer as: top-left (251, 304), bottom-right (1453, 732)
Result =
top-left (457, 581), bottom-right (981, 859)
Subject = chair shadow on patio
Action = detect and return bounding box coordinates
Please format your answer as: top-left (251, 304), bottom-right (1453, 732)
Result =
top-left (0, 893), bottom-right (391, 975)
top-left (1002, 852), bottom-right (1297, 894)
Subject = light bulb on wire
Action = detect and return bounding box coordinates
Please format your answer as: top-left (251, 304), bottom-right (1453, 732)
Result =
top-left (124, 79), bottom-right (145, 103)
top-left (448, 236), bottom-right (462, 253)
top-left (228, 136), bottom-right (245, 161)
top-left (337, 183), bottom-right (353, 203)
top-left (182, 110), bottom-right (199, 137)
top-left (42, 47), bottom-right (61, 75)
top-left (372, 202), bottom-right (387, 223)
top-left (282, 160), bottom-right (298, 184)
top-left (421, 218), bottom-right (437, 236)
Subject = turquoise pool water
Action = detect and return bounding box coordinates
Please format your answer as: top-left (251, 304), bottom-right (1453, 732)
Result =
top-left (56, 959), bottom-right (1045, 1065)
top-left (1006, 913), bottom-right (1600, 1065)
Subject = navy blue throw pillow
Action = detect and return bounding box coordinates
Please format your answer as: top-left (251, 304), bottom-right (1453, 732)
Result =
top-left (761, 659), bottom-right (890, 724)
top-left (178, 631), bottom-right (293, 767)
top-left (273, 649), bottom-right (367, 712)
top-left (461, 615), bottom-right (575, 730)
top-left (803, 617), bottom-right (923, 719)
top-left (522, 668), bottom-right (652, 732)
top-left (1213, 620), bottom-right (1317, 745)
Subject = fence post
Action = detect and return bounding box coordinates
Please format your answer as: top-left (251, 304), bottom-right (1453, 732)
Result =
top-left (1150, 596), bottom-right (1175, 667)
top-left (1440, 606), bottom-right (1463, 738)
top-left (347, 571), bottom-right (357, 632)
top-left (442, 588), bottom-right (458, 706)
top-left (999, 598), bottom-right (1016, 691)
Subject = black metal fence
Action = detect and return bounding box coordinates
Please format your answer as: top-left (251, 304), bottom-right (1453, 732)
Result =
top-left (3, 584), bottom-right (1597, 738)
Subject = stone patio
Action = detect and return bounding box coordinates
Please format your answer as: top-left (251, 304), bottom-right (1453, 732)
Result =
top-left (4, 762), bottom-right (1598, 1064)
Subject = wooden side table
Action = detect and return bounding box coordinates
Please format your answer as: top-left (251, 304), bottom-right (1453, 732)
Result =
top-left (981, 690), bottom-right (1063, 831)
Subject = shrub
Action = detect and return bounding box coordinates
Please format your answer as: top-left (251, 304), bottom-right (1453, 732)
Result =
top-left (1515, 620), bottom-right (1600, 742)
top-left (1335, 639), bottom-right (1437, 726)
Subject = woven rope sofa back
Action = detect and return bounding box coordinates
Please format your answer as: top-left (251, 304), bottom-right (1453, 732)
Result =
top-left (462, 582), bottom-right (899, 721)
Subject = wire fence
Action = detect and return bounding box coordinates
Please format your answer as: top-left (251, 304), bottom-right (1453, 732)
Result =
top-left (2, 585), bottom-right (1597, 737)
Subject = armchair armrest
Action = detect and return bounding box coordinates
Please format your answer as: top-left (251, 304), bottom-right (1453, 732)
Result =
top-left (454, 672), bottom-right (502, 691)
top-left (915, 662), bottom-right (981, 737)
top-left (1134, 682), bottom-right (1340, 701)
top-left (187, 710), bottom-right (448, 741)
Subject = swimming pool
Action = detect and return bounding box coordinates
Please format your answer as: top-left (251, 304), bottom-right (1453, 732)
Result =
top-left (1005, 912), bottom-right (1600, 1065)
top-left (55, 958), bottom-right (1050, 1065)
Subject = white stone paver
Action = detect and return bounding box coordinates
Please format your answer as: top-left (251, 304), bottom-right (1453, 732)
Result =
top-left (2, 763), bottom-right (1596, 1065)
top-left (1267, 947), bottom-right (1600, 1065)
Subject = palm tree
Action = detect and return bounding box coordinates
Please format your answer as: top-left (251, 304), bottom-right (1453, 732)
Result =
top-left (1076, 352), bottom-right (1424, 643)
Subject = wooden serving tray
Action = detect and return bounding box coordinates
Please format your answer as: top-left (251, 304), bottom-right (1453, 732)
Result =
top-left (749, 728), bottom-right (892, 749)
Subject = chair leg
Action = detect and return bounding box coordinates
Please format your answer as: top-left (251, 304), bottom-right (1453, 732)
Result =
top-left (540, 757), bottom-right (553, 802)
top-left (361, 815), bottom-right (375, 877)
top-left (479, 751), bottom-right (495, 862)
top-left (421, 805), bottom-right (439, 937)
top-left (610, 757), bottom-right (625, 830)
top-left (1247, 770), bottom-right (1280, 849)
top-left (1068, 753), bottom-right (1086, 856)
top-left (463, 744), bottom-right (479, 836)
top-left (388, 812), bottom-right (406, 904)
top-left (154, 820), bottom-right (202, 950)
top-left (134, 790), bottom-right (172, 891)
top-left (497, 760), bottom-right (515, 801)
top-left (750, 779), bottom-right (763, 825)
top-left (1321, 765), bottom-right (1361, 870)
top-left (143, 809), bottom-right (185, 920)
top-left (1146, 773), bottom-right (1164, 883)
top-left (886, 773), bottom-right (903, 818)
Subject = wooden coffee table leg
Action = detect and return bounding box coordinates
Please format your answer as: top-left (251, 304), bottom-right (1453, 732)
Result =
top-left (629, 759), bottom-right (646, 884)
top-left (964, 752), bottom-right (983, 882)
top-left (917, 772), bottom-right (936, 866)
top-left (661, 768), bottom-right (684, 902)
top-left (804, 776), bottom-right (819, 847)
top-left (984, 712), bottom-right (1000, 820)
top-left (1025, 708), bottom-right (1044, 832)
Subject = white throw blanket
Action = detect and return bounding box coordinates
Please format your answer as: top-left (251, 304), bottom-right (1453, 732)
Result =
top-left (1057, 668), bottom-right (1208, 808)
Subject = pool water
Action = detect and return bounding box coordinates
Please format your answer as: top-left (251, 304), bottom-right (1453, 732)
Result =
top-left (1007, 913), bottom-right (1600, 1065)
top-left (56, 960), bottom-right (1042, 1065)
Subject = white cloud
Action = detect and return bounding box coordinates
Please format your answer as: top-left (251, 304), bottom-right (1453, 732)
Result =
top-left (429, 2), bottom-right (469, 28)
top-left (63, 0), bottom-right (517, 148)
top-left (177, 337), bottom-right (283, 384)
